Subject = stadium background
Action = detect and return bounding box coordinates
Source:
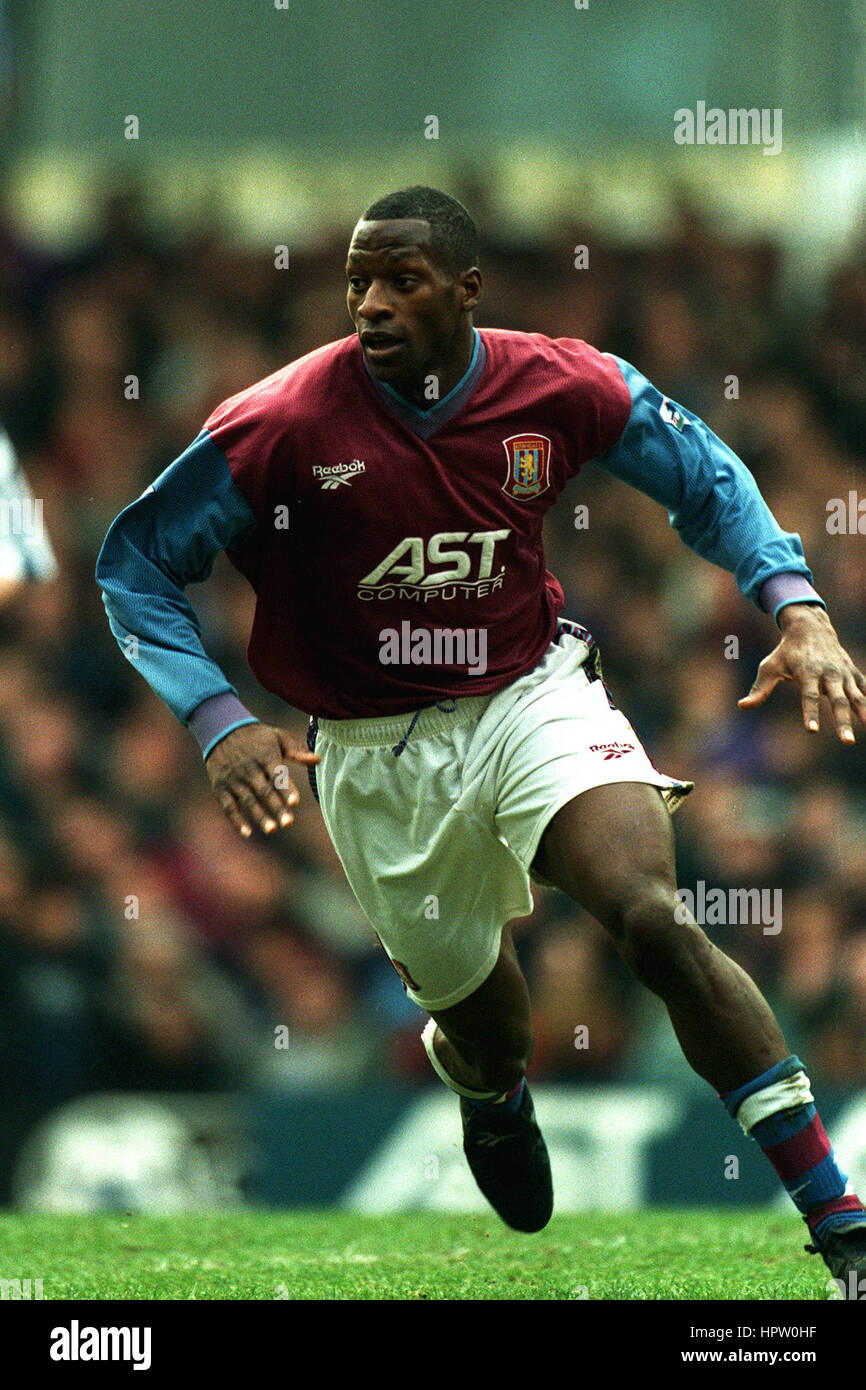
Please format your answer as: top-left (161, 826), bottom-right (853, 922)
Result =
top-left (0, 0), bottom-right (864, 1214)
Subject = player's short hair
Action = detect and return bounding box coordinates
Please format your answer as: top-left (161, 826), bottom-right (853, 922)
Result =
top-left (360, 186), bottom-right (478, 277)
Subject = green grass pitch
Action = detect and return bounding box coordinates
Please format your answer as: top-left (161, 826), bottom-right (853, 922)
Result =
top-left (0, 1209), bottom-right (838, 1300)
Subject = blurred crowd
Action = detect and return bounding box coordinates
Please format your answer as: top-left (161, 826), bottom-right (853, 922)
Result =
top-left (0, 177), bottom-right (864, 1194)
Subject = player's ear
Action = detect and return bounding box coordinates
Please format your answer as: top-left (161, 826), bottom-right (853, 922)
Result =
top-left (459, 266), bottom-right (482, 313)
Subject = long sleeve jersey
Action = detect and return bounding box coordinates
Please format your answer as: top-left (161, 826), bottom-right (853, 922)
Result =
top-left (95, 329), bottom-right (822, 756)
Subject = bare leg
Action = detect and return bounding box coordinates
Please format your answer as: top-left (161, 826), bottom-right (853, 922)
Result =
top-left (532, 782), bottom-right (787, 1094)
top-left (429, 925), bottom-right (534, 1095)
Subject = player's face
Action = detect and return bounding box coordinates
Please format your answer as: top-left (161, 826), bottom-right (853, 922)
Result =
top-left (346, 218), bottom-right (480, 396)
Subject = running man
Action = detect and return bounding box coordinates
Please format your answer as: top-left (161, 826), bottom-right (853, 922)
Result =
top-left (97, 186), bottom-right (866, 1285)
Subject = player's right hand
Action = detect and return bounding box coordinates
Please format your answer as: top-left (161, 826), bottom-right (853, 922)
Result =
top-left (204, 723), bottom-right (320, 839)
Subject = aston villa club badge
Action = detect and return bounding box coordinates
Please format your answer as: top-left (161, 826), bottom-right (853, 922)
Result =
top-left (502, 434), bottom-right (551, 499)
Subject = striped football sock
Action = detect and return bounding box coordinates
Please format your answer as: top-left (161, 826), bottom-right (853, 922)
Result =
top-left (722, 1054), bottom-right (866, 1244)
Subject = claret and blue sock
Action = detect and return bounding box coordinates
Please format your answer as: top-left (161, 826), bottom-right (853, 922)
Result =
top-left (425, 1017), bottom-right (864, 1242)
top-left (722, 1054), bottom-right (866, 1246)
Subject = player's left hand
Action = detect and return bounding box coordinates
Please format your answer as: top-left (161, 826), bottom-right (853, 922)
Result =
top-left (738, 603), bottom-right (866, 743)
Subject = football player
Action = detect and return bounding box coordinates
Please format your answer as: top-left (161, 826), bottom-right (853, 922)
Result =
top-left (97, 187), bottom-right (866, 1285)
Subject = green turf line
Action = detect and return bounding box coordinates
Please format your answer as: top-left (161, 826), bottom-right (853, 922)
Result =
top-left (0, 1209), bottom-right (838, 1301)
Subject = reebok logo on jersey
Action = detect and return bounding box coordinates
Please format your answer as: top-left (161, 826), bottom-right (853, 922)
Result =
top-left (313, 459), bottom-right (366, 489)
top-left (590, 742), bottom-right (635, 760)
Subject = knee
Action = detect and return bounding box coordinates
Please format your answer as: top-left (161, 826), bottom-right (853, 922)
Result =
top-left (609, 879), bottom-right (705, 990)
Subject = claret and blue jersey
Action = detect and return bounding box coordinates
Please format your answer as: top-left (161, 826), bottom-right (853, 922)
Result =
top-left (95, 327), bottom-right (822, 749)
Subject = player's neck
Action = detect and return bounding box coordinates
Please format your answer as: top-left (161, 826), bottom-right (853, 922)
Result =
top-left (393, 326), bottom-right (477, 410)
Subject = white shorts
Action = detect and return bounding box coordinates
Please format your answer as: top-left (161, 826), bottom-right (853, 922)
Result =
top-left (313, 622), bottom-right (693, 1012)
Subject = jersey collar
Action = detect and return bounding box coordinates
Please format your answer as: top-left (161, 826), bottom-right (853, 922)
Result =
top-left (360, 328), bottom-right (486, 440)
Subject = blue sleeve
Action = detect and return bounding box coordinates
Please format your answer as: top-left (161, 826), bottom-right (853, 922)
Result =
top-left (95, 429), bottom-right (258, 724)
top-left (595, 357), bottom-right (818, 609)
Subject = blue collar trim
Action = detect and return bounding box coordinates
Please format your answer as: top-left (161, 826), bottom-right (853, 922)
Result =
top-left (361, 329), bottom-right (486, 440)
top-left (379, 329), bottom-right (480, 418)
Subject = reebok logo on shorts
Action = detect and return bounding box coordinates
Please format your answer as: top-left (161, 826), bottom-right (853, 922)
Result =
top-left (374, 934), bottom-right (421, 993)
top-left (589, 742), bottom-right (635, 760)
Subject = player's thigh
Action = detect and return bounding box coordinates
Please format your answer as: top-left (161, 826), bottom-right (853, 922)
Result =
top-left (430, 925), bottom-right (533, 1063)
top-left (532, 781), bottom-right (678, 933)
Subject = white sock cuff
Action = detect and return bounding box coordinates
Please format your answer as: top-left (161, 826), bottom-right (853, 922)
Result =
top-left (736, 1069), bottom-right (814, 1135)
top-left (421, 1017), bottom-right (501, 1101)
